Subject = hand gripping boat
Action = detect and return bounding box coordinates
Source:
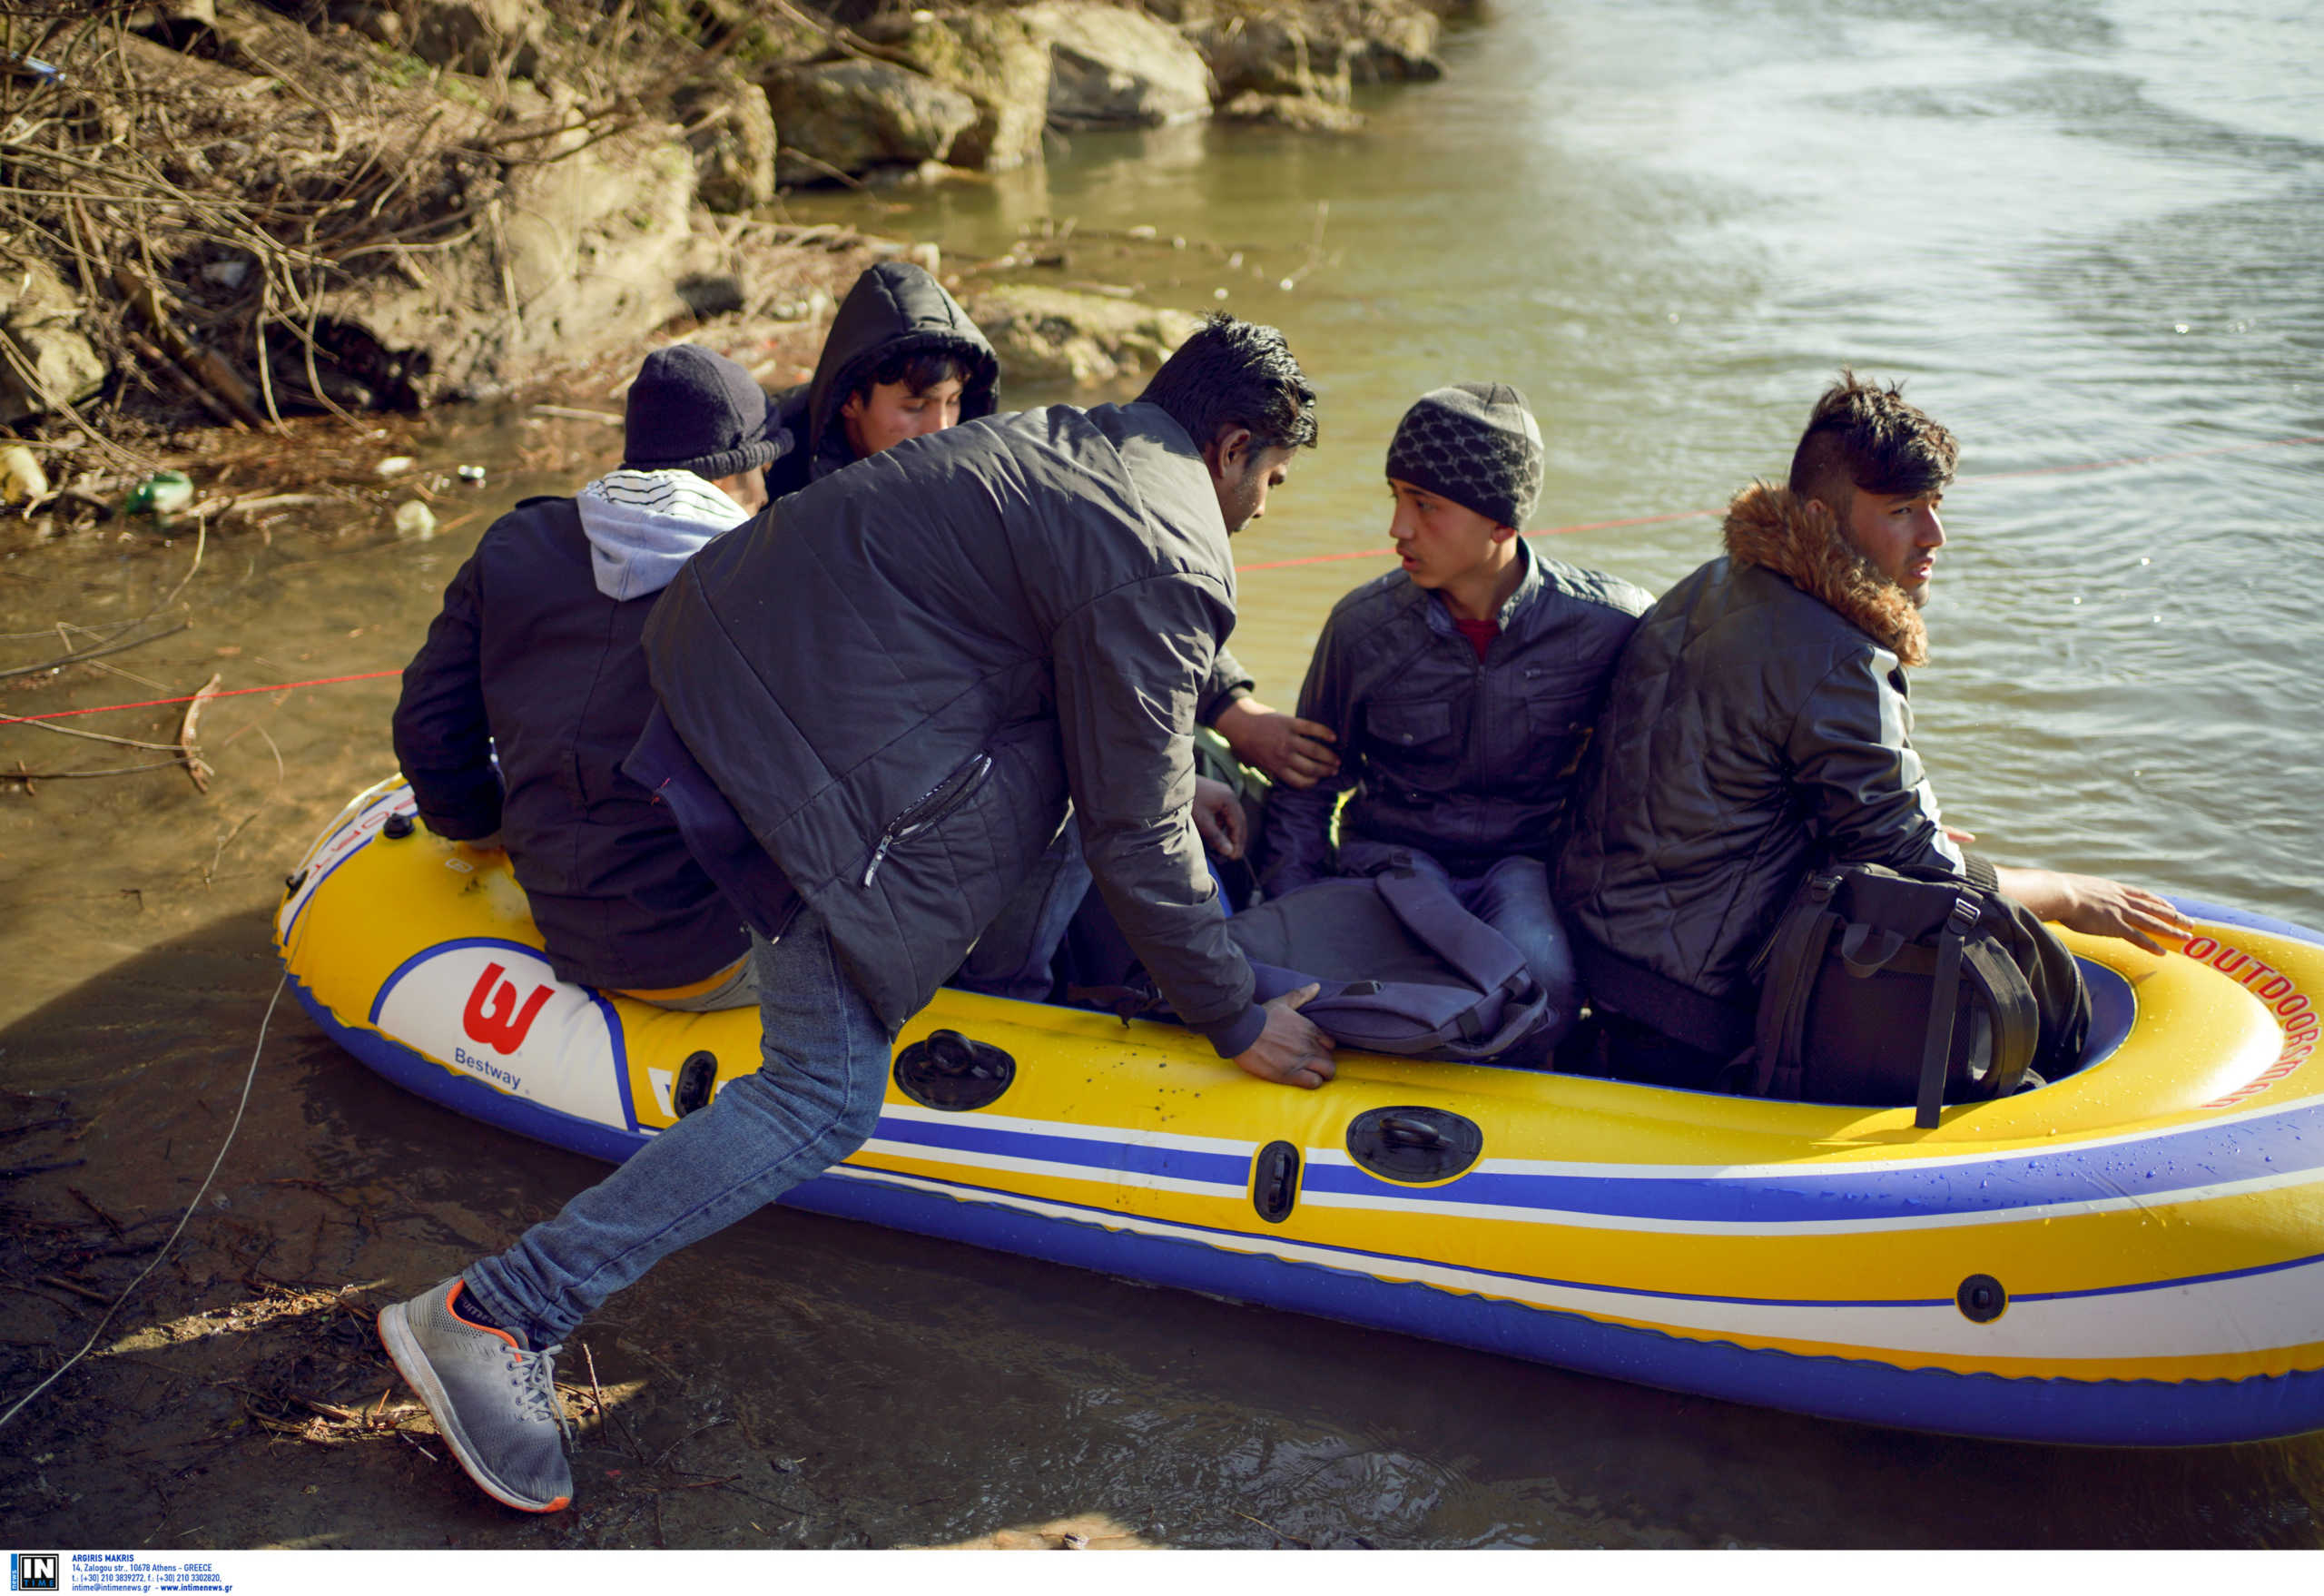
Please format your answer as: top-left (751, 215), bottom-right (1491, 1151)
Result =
top-left (277, 778), bottom-right (2324, 1446)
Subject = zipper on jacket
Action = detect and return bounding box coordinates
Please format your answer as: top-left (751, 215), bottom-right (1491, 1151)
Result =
top-left (862, 752), bottom-right (994, 887)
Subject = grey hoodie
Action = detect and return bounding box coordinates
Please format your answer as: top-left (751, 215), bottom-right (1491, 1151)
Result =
top-left (576, 468), bottom-right (752, 601)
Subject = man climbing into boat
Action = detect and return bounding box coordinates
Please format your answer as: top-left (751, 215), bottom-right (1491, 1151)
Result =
top-left (1260, 384), bottom-right (1652, 1064)
top-left (1553, 371), bottom-right (2192, 1089)
top-left (389, 345), bottom-right (783, 1013)
top-left (376, 314), bottom-right (1339, 1514)
top-left (765, 259), bottom-right (1291, 888)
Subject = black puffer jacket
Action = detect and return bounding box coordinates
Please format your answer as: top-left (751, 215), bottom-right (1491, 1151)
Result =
top-left (1554, 482), bottom-right (1969, 1008)
top-left (642, 400), bottom-right (1265, 1053)
top-left (392, 497), bottom-right (749, 991)
top-left (1264, 540), bottom-right (1650, 892)
top-left (764, 261), bottom-right (999, 499)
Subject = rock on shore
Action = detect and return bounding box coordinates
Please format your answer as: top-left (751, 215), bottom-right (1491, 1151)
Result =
top-left (966, 284), bottom-right (1206, 385)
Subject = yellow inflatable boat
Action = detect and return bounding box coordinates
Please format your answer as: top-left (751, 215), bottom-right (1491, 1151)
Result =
top-left (276, 777), bottom-right (2324, 1446)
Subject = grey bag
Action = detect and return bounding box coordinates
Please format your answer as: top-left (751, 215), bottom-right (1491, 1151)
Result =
top-left (1222, 869), bottom-right (1551, 1060)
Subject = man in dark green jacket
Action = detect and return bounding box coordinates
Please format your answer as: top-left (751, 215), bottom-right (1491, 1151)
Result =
top-left (1264, 384), bottom-right (1650, 1059)
top-left (376, 317), bottom-right (1338, 1515)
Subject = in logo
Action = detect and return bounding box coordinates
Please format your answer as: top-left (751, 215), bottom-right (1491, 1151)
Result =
top-left (462, 961), bottom-right (554, 1053)
top-left (11, 1554), bottom-right (58, 1592)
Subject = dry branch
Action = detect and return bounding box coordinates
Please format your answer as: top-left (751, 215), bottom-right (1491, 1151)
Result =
top-left (176, 672), bottom-right (221, 793)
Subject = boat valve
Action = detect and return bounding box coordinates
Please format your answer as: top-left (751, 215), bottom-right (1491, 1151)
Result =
top-left (1346, 1106), bottom-right (1482, 1184)
top-left (1956, 1274), bottom-right (2008, 1323)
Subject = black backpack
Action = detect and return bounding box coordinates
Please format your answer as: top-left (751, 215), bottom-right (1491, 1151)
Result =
top-left (1749, 863), bottom-right (2040, 1126)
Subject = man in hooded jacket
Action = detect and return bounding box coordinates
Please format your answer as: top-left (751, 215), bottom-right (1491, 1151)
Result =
top-left (389, 345), bottom-right (781, 1008)
top-left (762, 259), bottom-right (1001, 501)
top-left (375, 315), bottom-right (1340, 1516)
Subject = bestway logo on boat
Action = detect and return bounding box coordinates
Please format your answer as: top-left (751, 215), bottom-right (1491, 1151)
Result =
top-left (371, 942), bottom-right (627, 1127)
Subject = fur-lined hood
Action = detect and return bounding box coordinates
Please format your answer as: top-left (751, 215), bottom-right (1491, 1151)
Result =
top-left (1721, 481), bottom-right (1927, 668)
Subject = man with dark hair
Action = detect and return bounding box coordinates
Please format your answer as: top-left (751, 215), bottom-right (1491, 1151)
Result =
top-left (1555, 372), bottom-right (2188, 1088)
top-left (1132, 315), bottom-right (1341, 796)
top-left (1263, 384), bottom-right (1651, 1060)
top-left (390, 344), bottom-right (781, 1010)
top-left (376, 315), bottom-right (1336, 1515)
top-left (763, 259), bottom-right (1000, 500)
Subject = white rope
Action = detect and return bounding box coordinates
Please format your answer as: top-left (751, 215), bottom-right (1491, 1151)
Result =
top-left (0, 973), bottom-right (286, 1432)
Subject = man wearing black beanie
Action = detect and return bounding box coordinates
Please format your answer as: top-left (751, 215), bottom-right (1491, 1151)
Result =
top-left (1261, 383), bottom-right (1653, 1064)
top-left (392, 344), bottom-right (784, 1012)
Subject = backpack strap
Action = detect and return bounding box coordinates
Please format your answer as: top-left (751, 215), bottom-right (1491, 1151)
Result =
top-left (1369, 866), bottom-right (1534, 1000)
top-left (1914, 895), bottom-right (1981, 1128)
top-left (1751, 872), bottom-right (1843, 1098)
top-left (1957, 935), bottom-right (2041, 1098)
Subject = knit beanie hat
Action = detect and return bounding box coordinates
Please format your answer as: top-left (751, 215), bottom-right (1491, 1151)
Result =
top-left (622, 345), bottom-right (787, 481)
top-left (1384, 382), bottom-right (1544, 530)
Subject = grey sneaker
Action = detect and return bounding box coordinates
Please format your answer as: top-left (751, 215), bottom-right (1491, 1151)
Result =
top-left (379, 1279), bottom-right (574, 1512)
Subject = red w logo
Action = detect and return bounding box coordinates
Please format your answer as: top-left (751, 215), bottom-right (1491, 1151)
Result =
top-left (462, 962), bottom-right (555, 1053)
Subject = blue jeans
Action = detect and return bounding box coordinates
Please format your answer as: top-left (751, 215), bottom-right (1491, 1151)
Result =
top-left (464, 905), bottom-right (892, 1347)
top-left (1334, 837), bottom-right (1578, 1061)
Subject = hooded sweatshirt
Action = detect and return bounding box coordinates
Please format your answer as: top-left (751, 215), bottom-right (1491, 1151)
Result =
top-left (576, 468), bottom-right (753, 600)
top-left (393, 478), bottom-right (754, 992)
top-left (764, 261), bottom-right (1000, 500)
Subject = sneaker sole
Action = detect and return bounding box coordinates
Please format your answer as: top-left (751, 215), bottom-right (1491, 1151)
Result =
top-left (379, 1301), bottom-right (571, 1513)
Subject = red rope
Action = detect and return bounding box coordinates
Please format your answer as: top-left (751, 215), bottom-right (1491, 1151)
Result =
top-left (1, 669), bottom-right (406, 724)
top-left (5, 433), bottom-right (2318, 725)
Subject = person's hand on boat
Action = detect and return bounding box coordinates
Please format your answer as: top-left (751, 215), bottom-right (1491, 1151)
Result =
top-left (1214, 697), bottom-right (1341, 790)
top-left (1234, 983), bottom-right (1337, 1089)
top-left (1944, 824), bottom-right (1977, 846)
top-left (1994, 867), bottom-right (2194, 955)
top-left (1192, 776), bottom-right (1247, 860)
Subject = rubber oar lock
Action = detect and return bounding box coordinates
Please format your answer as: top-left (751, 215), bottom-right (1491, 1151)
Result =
top-left (893, 1029), bottom-right (1016, 1111)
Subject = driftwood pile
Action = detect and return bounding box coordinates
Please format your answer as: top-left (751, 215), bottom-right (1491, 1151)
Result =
top-left (0, 2), bottom-right (695, 439)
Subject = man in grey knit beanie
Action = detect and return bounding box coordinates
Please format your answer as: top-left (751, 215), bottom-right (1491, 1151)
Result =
top-left (1259, 382), bottom-right (1654, 1067)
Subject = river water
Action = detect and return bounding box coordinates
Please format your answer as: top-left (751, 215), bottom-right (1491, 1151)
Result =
top-left (4, 0), bottom-right (2321, 1552)
top-left (799, 0), bottom-right (2324, 927)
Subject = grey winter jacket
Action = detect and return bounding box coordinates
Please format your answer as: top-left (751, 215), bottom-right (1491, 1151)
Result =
top-left (641, 399), bottom-right (1265, 1053)
top-left (1553, 482), bottom-right (1968, 1009)
top-left (1263, 540), bottom-right (1651, 893)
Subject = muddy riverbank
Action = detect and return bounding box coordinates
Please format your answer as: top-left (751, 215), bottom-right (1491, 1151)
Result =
top-left (0, 0), bottom-right (1468, 520)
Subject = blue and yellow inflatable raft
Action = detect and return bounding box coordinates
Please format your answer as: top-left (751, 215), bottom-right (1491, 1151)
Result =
top-left (277, 777), bottom-right (2324, 1447)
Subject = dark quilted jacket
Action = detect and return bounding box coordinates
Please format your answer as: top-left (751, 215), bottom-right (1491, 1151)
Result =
top-left (391, 497), bottom-right (749, 991)
top-left (641, 400), bottom-right (1265, 1053)
top-left (1553, 482), bottom-right (1969, 1004)
top-left (1263, 540), bottom-right (1651, 892)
